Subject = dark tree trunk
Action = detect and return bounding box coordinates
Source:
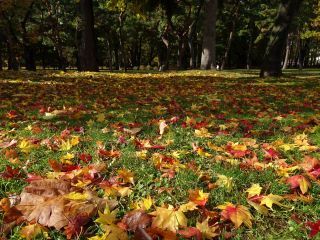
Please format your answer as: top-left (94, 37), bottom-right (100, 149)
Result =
top-left (201, 0), bottom-right (218, 70)
top-left (78, 0), bottom-right (99, 71)
top-left (114, 47), bottom-right (120, 70)
top-left (246, 33), bottom-right (253, 70)
top-left (0, 50), bottom-right (2, 71)
top-left (260, 0), bottom-right (303, 77)
top-left (41, 46), bottom-right (46, 69)
top-left (221, 2), bottom-right (240, 70)
top-left (158, 40), bottom-right (168, 70)
top-left (118, 11), bottom-right (127, 71)
top-left (188, 0), bottom-right (203, 69)
top-left (177, 34), bottom-right (189, 70)
top-left (7, 41), bottom-right (19, 71)
top-left (298, 38), bottom-right (310, 70)
top-left (23, 45), bottom-right (36, 71)
top-left (148, 43), bottom-right (155, 66)
top-left (106, 38), bottom-right (113, 71)
top-left (21, 1), bottom-right (36, 71)
top-left (159, 34), bottom-right (170, 71)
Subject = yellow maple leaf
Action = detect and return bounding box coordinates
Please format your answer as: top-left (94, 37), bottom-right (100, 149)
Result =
top-left (215, 174), bottom-right (233, 192)
top-left (189, 189), bottom-right (209, 206)
top-left (196, 217), bottom-right (219, 239)
top-left (114, 186), bottom-right (133, 197)
top-left (20, 223), bottom-right (47, 240)
top-left (178, 201), bottom-right (198, 212)
top-left (276, 166), bottom-right (300, 178)
top-left (218, 202), bottom-right (252, 228)
top-left (95, 206), bottom-right (118, 226)
top-left (102, 224), bottom-right (128, 240)
top-left (299, 177), bottom-right (310, 194)
top-left (136, 150), bottom-right (148, 160)
top-left (96, 113), bottom-right (106, 122)
top-left (64, 192), bottom-right (90, 201)
top-left (246, 184), bottom-right (262, 198)
top-left (117, 169), bottom-right (134, 185)
top-left (60, 140), bottom-right (72, 151)
top-left (19, 139), bottom-right (33, 153)
top-left (150, 205), bottom-right (187, 232)
top-left (207, 142), bottom-right (224, 152)
top-left (247, 200), bottom-right (269, 215)
top-left (195, 128), bottom-right (212, 138)
top-left (141, 196), bottom-right (153, 210)
top-left (70, 136), bottom-right (80, 146)
top-left (197, 148), bottom-right (213, 157)
top-left (60, 153), bottom-right (75, 164)
top-left (231, 143), bottom-right (247, 151)
top-left (260, 194), bottom-right (287, 210)
top-left (93, 207), bottom-right (128, 240)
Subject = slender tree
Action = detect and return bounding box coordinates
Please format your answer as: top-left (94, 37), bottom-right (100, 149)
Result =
top-left (260, 0), bottom-right (303, 77)
top-left (200, 0), bottom-right (218, 70)
top-left (78, 0), bottom-right (99, 71)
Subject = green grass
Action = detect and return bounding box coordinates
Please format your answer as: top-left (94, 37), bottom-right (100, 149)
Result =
top-left (0, 69), bottom-right (319, 239)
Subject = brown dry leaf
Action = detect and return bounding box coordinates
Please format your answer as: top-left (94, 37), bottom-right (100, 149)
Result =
top-left (124, 128), bottom-right (142, 135)
top-left (122, 209), bottom-right (152, 231)
top-left (15, 179), bottom-right (106, 230)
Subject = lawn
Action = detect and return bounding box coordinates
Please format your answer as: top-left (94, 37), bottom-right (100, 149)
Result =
top-left (0, 70), bottom-right (319, 240)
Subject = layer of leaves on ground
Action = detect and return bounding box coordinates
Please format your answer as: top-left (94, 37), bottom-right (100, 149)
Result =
top-left (0, 70), bottom-right (319, 240)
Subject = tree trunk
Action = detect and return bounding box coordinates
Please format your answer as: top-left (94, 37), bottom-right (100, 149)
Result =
top-left (21, 1), bottom-right (36, 71)
top-left (260, 0), bottom-right (303, 77)
top-left (221, 2), bottom-right (240, 70)
top-left (298, 38), bottom-right (310, 70)
top-left (7, 40), bottom-right (19, 71)
top-left (282, 34), bottom-right (291, 70)
top-left (0, 54), bottom-right (2, 71)
top-left (177, 35), bottom-right (189, 70)
top-left (148, 43), bottom-right (155, 66)
top-left (118, 11), bottom-right (127, 71)
top-left (106, 38), bottom-right (113, 71)
top-left (200, 0), bottom-right (218, 70)
top-left (114, 47), bottom-right (119, 70)
top-left (137, 37), bottom-right (142, 68)
top-left (23, 45), bottom-right (36, 71)
top-left (78, 0), bottom-right (99, 71)
top-left (189, 0), bottom-right (203, 69)
top-left (246, 33), bottom-right (253, 70)
top-left (0, 50), bottom-right (2, 71)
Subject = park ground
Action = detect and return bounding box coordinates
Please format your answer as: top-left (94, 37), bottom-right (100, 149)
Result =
top-left (0, 69), bottom-right (320, 239)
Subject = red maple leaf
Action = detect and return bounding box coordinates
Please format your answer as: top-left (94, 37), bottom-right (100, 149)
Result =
top-left (306, 220), bottom-right (320, 238)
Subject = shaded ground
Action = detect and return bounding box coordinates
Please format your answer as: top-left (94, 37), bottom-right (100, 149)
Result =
top-left (0, 70), bottom-right (319, 239)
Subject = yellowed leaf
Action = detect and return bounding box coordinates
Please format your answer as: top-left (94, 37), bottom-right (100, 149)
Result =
top-left (150, 205), bottom-right (187, 232)
top-left (246, 184), bottom-right (262, 198)
top-left (196, 217), bottom-right (219, 239)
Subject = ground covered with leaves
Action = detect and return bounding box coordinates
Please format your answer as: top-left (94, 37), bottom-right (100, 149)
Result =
top-left (0, 70), bottom-right (319, 240)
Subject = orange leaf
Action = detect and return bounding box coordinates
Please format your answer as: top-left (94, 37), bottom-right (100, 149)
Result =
top-left (218, 203), bottom-right (252, 228)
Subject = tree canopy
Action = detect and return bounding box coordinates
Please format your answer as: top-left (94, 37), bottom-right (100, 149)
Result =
top-left (0, 0), bottom-right (319, 76)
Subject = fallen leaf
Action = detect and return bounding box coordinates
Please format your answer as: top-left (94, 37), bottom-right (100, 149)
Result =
top-left (121, 209), bottom-right (152, 231)
top-left (150, 205), bottom-right (187, 232)
top-left (218, 202), bottom-right (252, 228)
top-left (196, 217), bottom-right (219, 239)
top-left (20, 223), bottom-right (47, 240)
top-left (246, 184), bottom-right (262, 198)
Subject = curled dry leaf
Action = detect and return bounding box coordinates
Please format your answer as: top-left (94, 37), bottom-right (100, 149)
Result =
top-left (10, 179), bottom-right (106, 230)
top-left (121, 209), bottom-right (152, 231)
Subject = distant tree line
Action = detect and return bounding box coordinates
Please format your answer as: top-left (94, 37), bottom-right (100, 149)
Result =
top-left (0, 0), bottom-right (319, 77)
